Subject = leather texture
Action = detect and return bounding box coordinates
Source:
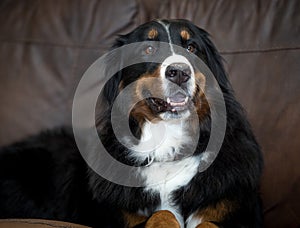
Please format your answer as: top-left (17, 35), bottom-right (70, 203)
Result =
top-left (0, 0), bottom-right (299, 227)
top-left (0, 219), bottom-right (90, 228)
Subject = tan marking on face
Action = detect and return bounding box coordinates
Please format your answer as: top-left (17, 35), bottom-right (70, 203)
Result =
top-left (148, 28), bottom-right (158, 39)
top-left (180, 29), bottom-right (190, 40)
top-left (118, 80), bottom-right (124, 91)
top-left (130, 67), bottom-right (163, 126)
top-left (123, 211), bottom-right (147, 228)
top-left (194, 72), bottom-right (206, 93)
top-left (192, 71), bottom-right (209, 121)
top-left (135, 67), bottom-right (163, 100)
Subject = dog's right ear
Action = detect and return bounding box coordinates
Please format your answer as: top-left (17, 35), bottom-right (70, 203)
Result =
top-left (102, 34), bottom-right (129, 105)
top-left (102, 70), bottom-right (122, 105)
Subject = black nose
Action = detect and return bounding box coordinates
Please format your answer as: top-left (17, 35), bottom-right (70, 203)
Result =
top-left (165, 63), bottom-right (191, 86)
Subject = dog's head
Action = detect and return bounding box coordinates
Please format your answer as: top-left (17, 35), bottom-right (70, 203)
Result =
top-left (102, 19), bottom-right (228, 130)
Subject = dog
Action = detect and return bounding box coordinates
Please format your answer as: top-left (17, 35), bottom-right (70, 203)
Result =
top-left (0, 19), bottom-right (263, 228)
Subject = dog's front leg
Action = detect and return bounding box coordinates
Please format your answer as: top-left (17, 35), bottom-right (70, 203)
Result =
top-left (186, 200), bottom-right (235, 228)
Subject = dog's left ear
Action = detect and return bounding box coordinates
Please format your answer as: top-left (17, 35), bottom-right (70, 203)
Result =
top-left (196, 28), bottom-right (232, 93)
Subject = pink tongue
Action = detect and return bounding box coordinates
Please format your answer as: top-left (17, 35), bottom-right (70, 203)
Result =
top-left (169, 92), bottom-right (186, 103)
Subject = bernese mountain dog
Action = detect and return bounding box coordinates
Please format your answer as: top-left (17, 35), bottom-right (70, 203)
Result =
top-left (0, 19), bottom-right (263, 228)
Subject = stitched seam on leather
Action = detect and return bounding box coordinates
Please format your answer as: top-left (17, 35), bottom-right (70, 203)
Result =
top-left (0, 38), bottom-right (110, 49)
top-left (1, 38), bottom-right (299, 53)
top-left (220, 46), bottom-right (300, 55)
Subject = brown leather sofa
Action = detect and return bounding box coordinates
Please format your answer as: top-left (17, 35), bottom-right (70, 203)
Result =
top-left (0, 0), bottom-right (299, 227)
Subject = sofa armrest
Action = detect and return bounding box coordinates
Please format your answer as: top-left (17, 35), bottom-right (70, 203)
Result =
top-left (0, 219), bottom-right (90, 228)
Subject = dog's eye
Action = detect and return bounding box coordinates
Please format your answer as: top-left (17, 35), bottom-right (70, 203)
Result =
top-left (145, 46), bottom-right (156, 55)
top-left (187, 44), bottom-right (196, 53)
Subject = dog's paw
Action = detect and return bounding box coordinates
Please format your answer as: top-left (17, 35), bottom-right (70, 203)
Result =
top-left (145, 210), bottom-right (180, 228)
top-left (196, 222), bottom-right (219, 228)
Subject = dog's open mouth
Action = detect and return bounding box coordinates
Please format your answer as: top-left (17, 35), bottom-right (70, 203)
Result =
top-left (146, 92), bottom-right (189, 113)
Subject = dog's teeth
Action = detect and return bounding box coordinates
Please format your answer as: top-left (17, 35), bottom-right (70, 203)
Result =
top-left (185, 97), bottom-right (188, 103)
top-left (167, 97), bottom-right (170, 103)
top-left (170, 101), bottom-right (186, 106)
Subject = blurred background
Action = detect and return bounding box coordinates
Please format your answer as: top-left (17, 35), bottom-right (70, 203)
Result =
top-left (0, 0), bottom-right (299, 227)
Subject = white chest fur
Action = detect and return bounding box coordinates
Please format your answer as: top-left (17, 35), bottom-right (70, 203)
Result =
top-left (139, 156), bottom-right (200, 227)
top-left (130, 120), bottom-right (200, 227)
top-left (130, 120), bottom-right (192, 163)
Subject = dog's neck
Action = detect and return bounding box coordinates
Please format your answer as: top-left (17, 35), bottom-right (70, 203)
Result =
top-left (129, 119), bottom-right (191, 165)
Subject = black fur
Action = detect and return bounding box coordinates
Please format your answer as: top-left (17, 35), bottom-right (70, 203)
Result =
top-left (0, 19), bottom-right (263, 227)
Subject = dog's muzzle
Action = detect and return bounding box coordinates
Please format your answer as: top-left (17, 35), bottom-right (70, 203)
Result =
top-left (165, 62), bottom-right (192, 86)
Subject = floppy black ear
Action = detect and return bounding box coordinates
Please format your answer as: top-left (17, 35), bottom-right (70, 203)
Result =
top-left (102, 35), bottom-right (129, 105)
top-left (102, 72), bottom-right (122, 105)
top-left (196, 28), bottom-right (232, 93)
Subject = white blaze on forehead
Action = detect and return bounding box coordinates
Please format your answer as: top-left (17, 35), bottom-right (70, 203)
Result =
top-left (156, 20), bottom-right (175, 55)
top-left (156, 20), bottom-right (195, 81)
